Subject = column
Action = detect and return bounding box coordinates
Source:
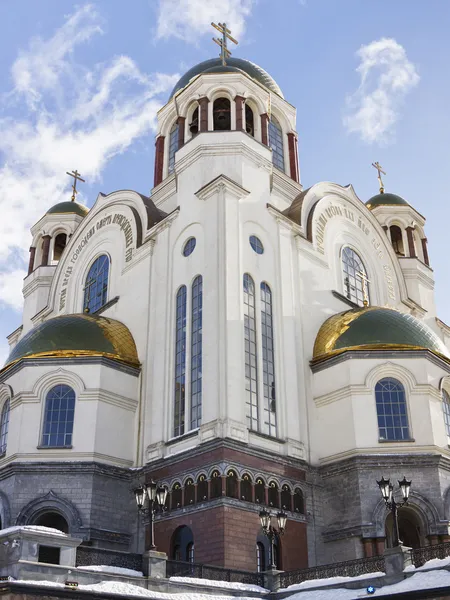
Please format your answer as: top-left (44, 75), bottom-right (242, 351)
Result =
top-left (421, 238), bottom-right (430, 266)
top-left (261, 113), bottom-right (269, 146)
top-left (406, 226), bottom-right (417, 257)
top-left (428, 534), bottom-right (439, 546)
top-left (153, 136), bottom-right (165, 187)
top-left (375, 537), bottom-right (385, 556)
top-left (363, 538), bottom-right (374, 558)
top-left (41, 235), bottom-right (51, 266)
top-left (28, 246), bottom-right (36, 275)
top-left (198, 97), bottom-right (209, 132)
top-left (287, 132), bottom-right (299, 183)
top-left (177, 116), bottom-right (185, 149)
top-left (235, 95), bottom-right (245, 131)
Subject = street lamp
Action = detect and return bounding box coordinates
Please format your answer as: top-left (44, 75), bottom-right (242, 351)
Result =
top-left (259, 509), bottom-right (287, 570)
top-left (377, 476), bottom-right (411, 548)
top-left (134, 480), bottom-right (168, 550)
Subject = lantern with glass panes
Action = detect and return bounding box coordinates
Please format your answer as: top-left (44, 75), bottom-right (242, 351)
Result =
top-left (259, 508), bottom-right (287, 570)
top-left (376, 476), bottom-right (411, 547)
top-left (134, 481), bottom-right (168, 550)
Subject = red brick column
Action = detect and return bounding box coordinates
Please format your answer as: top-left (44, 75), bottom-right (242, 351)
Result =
top-left (199, 97), bottom-right (209, 132)
top-left (428, 534), bottom-right (439, 546)
top-left (261, 113), bottom-right (269, 146)
top-left (41, 235), bottom-right (51, 266)
top-left (406, 226), bottom-right (416, 257)
top-left (177, 116), bottom-right (185, 149)
top-left (28, 246), bottom-right (36, 275)
top-left (153, 136), bottom-right (165, 187)
top-left (421, 238), bottom-right (430, 266)
top-left (287, 132), bottom-right (299, 182)
top-left (235, 95), bottom-right (245, 131)
top-left (375, 537), bottom-right (385, 556)
top-left (363, 538), bottom-right (374, 557)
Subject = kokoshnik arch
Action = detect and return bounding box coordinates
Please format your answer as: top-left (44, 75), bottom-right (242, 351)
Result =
top-left (0, 31), bottom-right (450, 570)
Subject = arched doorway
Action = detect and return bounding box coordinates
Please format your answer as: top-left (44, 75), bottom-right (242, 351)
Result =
top-left (385, 508), bottom-right (423, 549)
top-left (33, 511), bottom-right (69, 534)
top-left (256, 531), bottom-right (281, 570)
top-left (171, 525), bottom-right (194, 562)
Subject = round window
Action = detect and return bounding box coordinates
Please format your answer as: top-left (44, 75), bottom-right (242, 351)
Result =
top-left (249, 235), bottom-right (264, 255)
top-left (183, 237), bottom-right (196, 257)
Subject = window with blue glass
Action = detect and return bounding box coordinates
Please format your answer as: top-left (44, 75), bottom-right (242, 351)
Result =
top-left (244, 274), bottom-right (259, 431)
top-left (83, 255), bottom-right (109, 313)
top-left (342, 246), bottom-right (369, 307)
top-left (375, 378), bottom-right (410, 441)
top-left (268, 116), bottom-right (285, 171)
top-left (0, 399), bottom-right (10, 454)
top-left (174, 286), bottom-right (187, 437)
top-left (261, 283), bottom-right (277, 437)
top-left (442, 390), bottom-right (450, 438)
top-left (41, 385), bottom-right (76, 447)
top-left (183, 238), bottom-right (196, 257)
top-left (250, 236), bottom-right (264, 255)
top-left (168, 122), bottom-right (179, 174)
top-left (190, 276), bottom-right (202, 430)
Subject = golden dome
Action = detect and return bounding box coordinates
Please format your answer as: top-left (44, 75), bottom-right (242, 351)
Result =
top-left (313, 306), bottom-right (450, 364)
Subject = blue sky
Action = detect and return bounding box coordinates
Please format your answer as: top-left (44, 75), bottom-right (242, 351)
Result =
top-left (0, 0), bottom-right (449, 360)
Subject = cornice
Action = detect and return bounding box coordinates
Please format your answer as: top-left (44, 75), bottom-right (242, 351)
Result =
top-left (150, 172), bottom-right (177, 207)
top-left (271, 168), bottom-right (302, 203)
top-left (319, 447), bottom-right (450, 471)
top-left (0, 459), bottom-right (132, 481)
top-left (195, 173), bottom-right (250, 201)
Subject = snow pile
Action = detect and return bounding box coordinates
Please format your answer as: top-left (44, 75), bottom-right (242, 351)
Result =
top-left (417, 555), bottom-right (450, 570)
top-left (170, 576), bottom-right (268, 592)
top-left (373, 569), bottom-right (450, 596)
top-left (78, 565), bottom-right (144, 577)
top-left (0, 525), bottom-right (67, 536)
top-left (284, 571), bottom-right (385, 591)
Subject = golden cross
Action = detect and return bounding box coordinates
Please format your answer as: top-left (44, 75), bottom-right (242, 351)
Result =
top-left (211, 22), bottom-right (238, 66)
top-left (66, 169), bottom-right (85, 202)
top-left (372, 161), bottom-right (386, 194)
top-left (357, 270), bottom-right (371, 307)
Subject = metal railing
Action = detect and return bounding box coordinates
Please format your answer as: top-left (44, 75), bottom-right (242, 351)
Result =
top-left (412, 541), bottom-right (450, 568)
top-left (76, 546), bottom-right (143, 573)
top-left (279, 554), bottom-right (385, 589)
top-left (166, 559), bottom-right (266, 588)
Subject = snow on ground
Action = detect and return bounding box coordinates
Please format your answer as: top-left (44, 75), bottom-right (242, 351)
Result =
top-left (0, 525), bottom-right (67, 536)
top-left (170, 576), bottom-right (268, 592)
top-left (78, 565), bottom-right (144, 577)
top-left (416, 555), bottom-right (450, 570)
top-left (283, 571), bottom-right (384, 591)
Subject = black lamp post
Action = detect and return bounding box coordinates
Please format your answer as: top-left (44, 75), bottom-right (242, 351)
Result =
top-left (377, 476), bottom-right (412, 548)
top-left (259, 509), bottom-right (287, 570)
top-left (134, 480), bottom-right (168, 551)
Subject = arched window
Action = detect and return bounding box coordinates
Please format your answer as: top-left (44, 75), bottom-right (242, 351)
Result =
top-left (261, 283), bottom-right (277, 437)
top-left (241, 473), bottom-right (252, 502)
top-left (184, 478), bottom-right (195, 506)
top-left (226, 470), bottom-right (238, 498)
top-left (171, 483), bottom-right (182, 510)
top-left (281, 485), bottom-right (292, 511)
top-left (83, 255), bottom-right (109, 313)
top-left (187, 542), bottom-right (195, 563)
top-left (0, 399), bottom-right (10, 454)
top-left (245, 104), bottom-right (254, 136)
top-left (53, 233), bottom-right (67, 262)
top-left (189, 107), bottom-right (199, 136)
top-left (293, 488), bottom-right (305, 514)
top-left (342, 246), bottom-right (370, 307)
top-left (390, 226), bottom-right (405, 256)
top-left (191, 276), bottom-right (202, 430)
top-left (244, 274), bottom-right (259, 431)
top-left (168, 122), bottom-right (179, 174)
top-left (41, 385), bottom-right (75, 447)
top-left (171, 526), bottom-right (194, 561)
top-left (256, 542), bottom-right (265, 572)
top-left (255, 478), bottom-right (265, 504)
top-left (268, 481), bottom-right (279, 508)
top-left (34, 512), bottom-right (69, 534)
top-left (197, 474), bottom-right (208, 502)
top-left (210, 470), bottom-right (222, 499)
top-left (375, 378), bottom-right (410, 441)
top-left (268, 116), bottom-right (284, 171)
top-left (213, 98), bottom-right (231, 131)
top-left (174, 286), bottom-right (187, 437)
top-left (443, 390), bottom-right (450, 438)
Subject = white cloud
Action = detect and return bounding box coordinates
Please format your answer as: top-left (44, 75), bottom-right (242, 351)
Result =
top-left (344, 38), bottom-right (419, 144)
top-left (0, 5), bottom-right (178, 313)
top-left (156, 0), bottom-right (254, 42)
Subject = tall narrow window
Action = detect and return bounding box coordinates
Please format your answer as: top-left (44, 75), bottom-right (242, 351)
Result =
top-left (168, 122), bottom-right (179, 174)
top-left (390, 226), bottom-right (405, 256)
top-left (0, 399), bottom-right (10, 454)
top-left (342, 246), bottom-right (369, 307)
top-left (41, 385), bottom-right (75, 447)
top-left (245, 104), bottom-right (254, 136)
top-left (191, 276), bottom-right (202, 429)
top-left (213, 98), bottom-right (231, 131)
top-left (261, 283), bottom-right (277, 436)
top-left (174, 286), bottom-right (187, 437)
top-left (53, 233), bottom-right (67, 262)
top-left (375, 378), bottom-right (410, 441)
top-left (443, 390), bottom-right (450, 438)
top-left (244, 274), bottom-right (259, 431)
top-left (83, 255), bottom-right (109, 313)
top-left (268, 116), bottom-right (284, 171)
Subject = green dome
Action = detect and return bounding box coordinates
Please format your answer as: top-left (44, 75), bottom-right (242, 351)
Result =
top-left (47, 201), bottom-right (89, 217)
top-left (169, 57), bottom-right (283, 99)
top-left (366, 192), bottom-right (408, 210)
top-left (313, 306), bottom-right (449, 362)
top-left (3, 314), bottom-right (139, 372)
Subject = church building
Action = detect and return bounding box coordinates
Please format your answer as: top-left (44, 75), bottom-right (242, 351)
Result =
top-left (1, 29), bottom-right (450, 572)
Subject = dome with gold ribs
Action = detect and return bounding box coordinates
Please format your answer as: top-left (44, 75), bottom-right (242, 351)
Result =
top-left (313, 306), bottom-right (449, 364)
top-left (2, 314), bottom-right (139, 373)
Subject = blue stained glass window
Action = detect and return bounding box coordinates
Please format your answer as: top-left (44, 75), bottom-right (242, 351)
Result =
top-left (168, 122), bottom-right (179, 174)
top-left (250, 236), bottom-right (264, 255)
top-left (41, 385), bottom-right (75, 447)
top-left (183, 238), bottom-right (196, 257)
top-left (83, 255), bottom-right (109, 313)
top-left (244, 274), bottom-right (259, 431)
top-left (261, 283), bottom-right (277, 437)
top-left (174, 286), bottom-right (187, 437)
top-left (190, 276), bottom-right (202, 430)
top-left (375, 378), bottom-right (410, 441)
top-left (268, 116), bottom-right (285, 172)
top-left (342, 246), bottom-right (369, 307)
top-left (0, 399), bottom-right (10, 454)
top-left (443, 390), bottom-right (450, 438)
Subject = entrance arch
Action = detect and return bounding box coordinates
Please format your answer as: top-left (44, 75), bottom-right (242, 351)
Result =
top-left (171, 525), bottom-right (194, 562)
top-left (385, 507), bottom-right (424, 549)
